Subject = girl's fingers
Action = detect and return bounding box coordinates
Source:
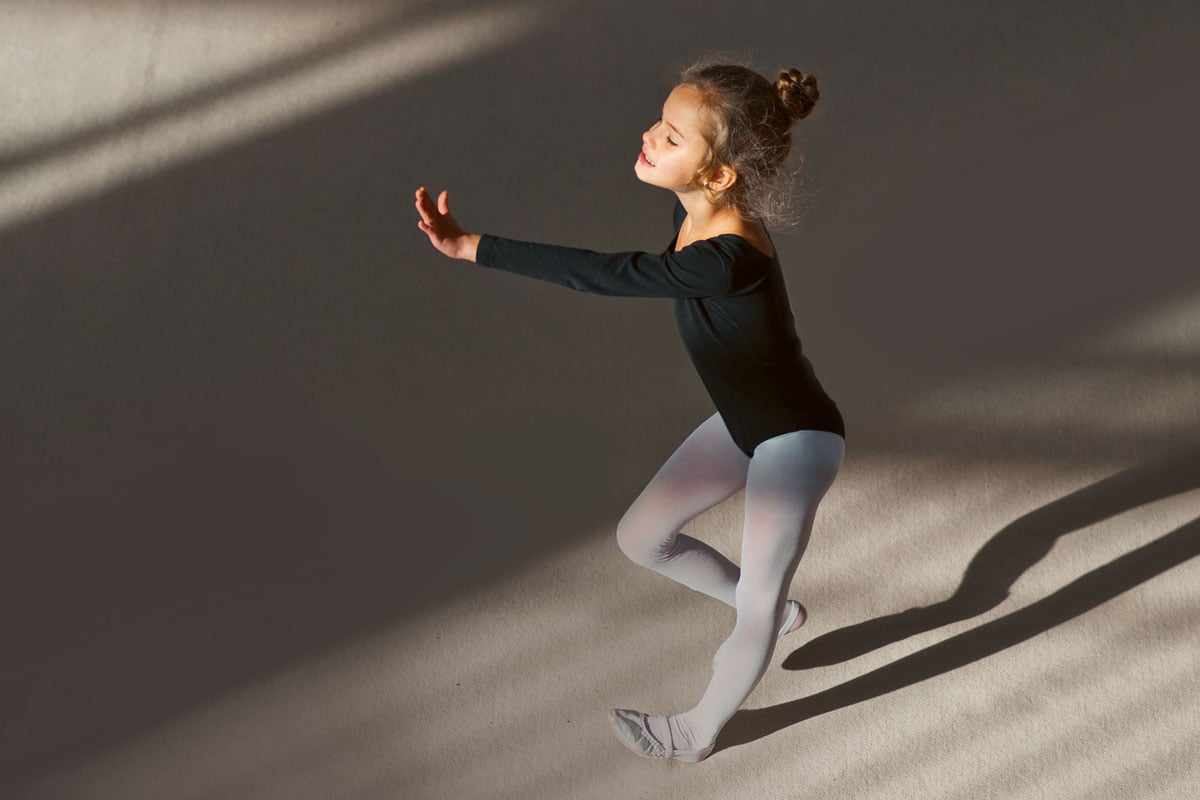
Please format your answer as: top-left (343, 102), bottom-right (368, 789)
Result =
top-left (417, 188), bottom-right (449, 218)
top-left (414, 187), bottom-right (457, 242)
top-left (415, 193), bottom-right (437, 225)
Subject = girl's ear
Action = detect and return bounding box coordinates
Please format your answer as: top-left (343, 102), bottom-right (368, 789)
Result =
top-left (710, 165), bottom-right (738, 192)
top-left (704, 164), bottom-right (738, 200)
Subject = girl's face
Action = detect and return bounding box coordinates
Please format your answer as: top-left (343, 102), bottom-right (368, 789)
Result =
top-left (634, 83), bottom-right (713, 193)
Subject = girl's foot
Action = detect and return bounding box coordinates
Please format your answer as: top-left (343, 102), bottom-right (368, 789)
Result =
top-left (608, 709), bottom-right (715, 763)
top-left (779, 600), bottom-right (808, 637)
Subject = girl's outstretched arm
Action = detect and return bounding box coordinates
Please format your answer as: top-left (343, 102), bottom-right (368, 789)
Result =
top-left (416, 188), bottom-right (734, 299)
top-left (415, 186), bottom-right (480, 262)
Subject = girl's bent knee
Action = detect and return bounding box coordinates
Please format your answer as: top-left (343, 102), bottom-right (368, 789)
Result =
top-left (615, 517), bottom-right (661, 566)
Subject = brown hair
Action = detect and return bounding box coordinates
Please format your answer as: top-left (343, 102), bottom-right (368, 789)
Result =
top-left (678, 56), bottom-right (820, 229)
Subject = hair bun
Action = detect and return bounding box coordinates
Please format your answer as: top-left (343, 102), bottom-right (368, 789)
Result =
top-left (775, 68), bottom-right (819, 121)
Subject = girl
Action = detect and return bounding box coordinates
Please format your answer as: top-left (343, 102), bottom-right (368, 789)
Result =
top-left (414, 58), bottom-right (845, 763)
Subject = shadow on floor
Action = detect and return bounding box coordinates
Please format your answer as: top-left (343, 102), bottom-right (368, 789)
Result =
top-left (786, 440), bottom-right (1200, 670)
top-left (716, 441), bottom-right (1200, 753)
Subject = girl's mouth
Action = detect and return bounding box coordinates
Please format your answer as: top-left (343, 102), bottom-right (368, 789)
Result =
top-left (639, 151), bottom-right (655, 167)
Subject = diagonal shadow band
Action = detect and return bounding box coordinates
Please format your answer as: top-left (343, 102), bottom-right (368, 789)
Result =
top-left (787, 441), bottom-right (1200, 669)
top-left (0, 2), bottom-right (497, 178)
top-left (717, 513), bottom-right (1200, 753)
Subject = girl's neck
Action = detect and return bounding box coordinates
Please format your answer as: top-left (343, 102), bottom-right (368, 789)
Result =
top-left (674, 190), bottom-right (773, 257)
top-left (675, 191), bottom-right (741, 236)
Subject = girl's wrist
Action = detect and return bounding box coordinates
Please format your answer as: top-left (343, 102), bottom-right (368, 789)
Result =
top-left (461, 233), bottom-right (481, 262)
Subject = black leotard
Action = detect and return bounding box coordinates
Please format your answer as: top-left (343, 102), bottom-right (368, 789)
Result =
top-left (475, 198), bottom-right (845, 457)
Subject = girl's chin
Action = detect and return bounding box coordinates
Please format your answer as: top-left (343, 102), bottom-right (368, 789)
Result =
top-left (632, 172), bottom-right (679, 193)
top-left (635, 159), bottom-right (662, 177)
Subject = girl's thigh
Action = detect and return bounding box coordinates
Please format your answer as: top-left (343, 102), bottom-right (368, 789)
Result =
top-left (737, 430), bottom-right (845, 592)
top-left (622, 411), bottom-right (751, 529)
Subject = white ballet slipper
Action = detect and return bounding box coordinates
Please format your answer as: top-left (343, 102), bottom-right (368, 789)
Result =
top-left (607, 708), bottom-right (715, 763)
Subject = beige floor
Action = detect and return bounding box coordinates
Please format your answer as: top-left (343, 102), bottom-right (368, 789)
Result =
top-left (15, 434), bottom-right (1200, 800)
top-left (3, 2), bottom-right (1198, 799)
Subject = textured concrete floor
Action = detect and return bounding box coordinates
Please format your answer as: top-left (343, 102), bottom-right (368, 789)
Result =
top-left (3, 2), bottom-right (1198, 799)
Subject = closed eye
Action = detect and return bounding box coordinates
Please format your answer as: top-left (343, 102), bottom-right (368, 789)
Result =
top-left (652, 118), bottom-right (678, 146)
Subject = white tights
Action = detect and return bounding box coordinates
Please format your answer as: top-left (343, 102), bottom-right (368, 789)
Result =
top-left (615, 411), bottom-right (844, 748)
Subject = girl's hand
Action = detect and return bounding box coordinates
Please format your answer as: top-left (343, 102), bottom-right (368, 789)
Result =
top-left (414, 186), bottom-right (479, 261)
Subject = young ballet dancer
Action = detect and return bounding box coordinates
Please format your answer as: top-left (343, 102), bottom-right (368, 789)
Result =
top-left (414, 57), bottom-right (845, 763)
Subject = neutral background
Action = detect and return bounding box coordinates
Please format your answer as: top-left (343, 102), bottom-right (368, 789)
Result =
top-left (3, 1), bottom-right (1198, 798)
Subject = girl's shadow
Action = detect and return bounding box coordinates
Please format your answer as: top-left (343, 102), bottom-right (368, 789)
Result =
top-left (785, 441), bottom-right (1200, 670)
top-left (714, 441), bottom-right (1200, 753)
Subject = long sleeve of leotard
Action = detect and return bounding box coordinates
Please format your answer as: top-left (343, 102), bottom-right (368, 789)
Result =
top-left (474, 229), bottom-right (732, 299)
